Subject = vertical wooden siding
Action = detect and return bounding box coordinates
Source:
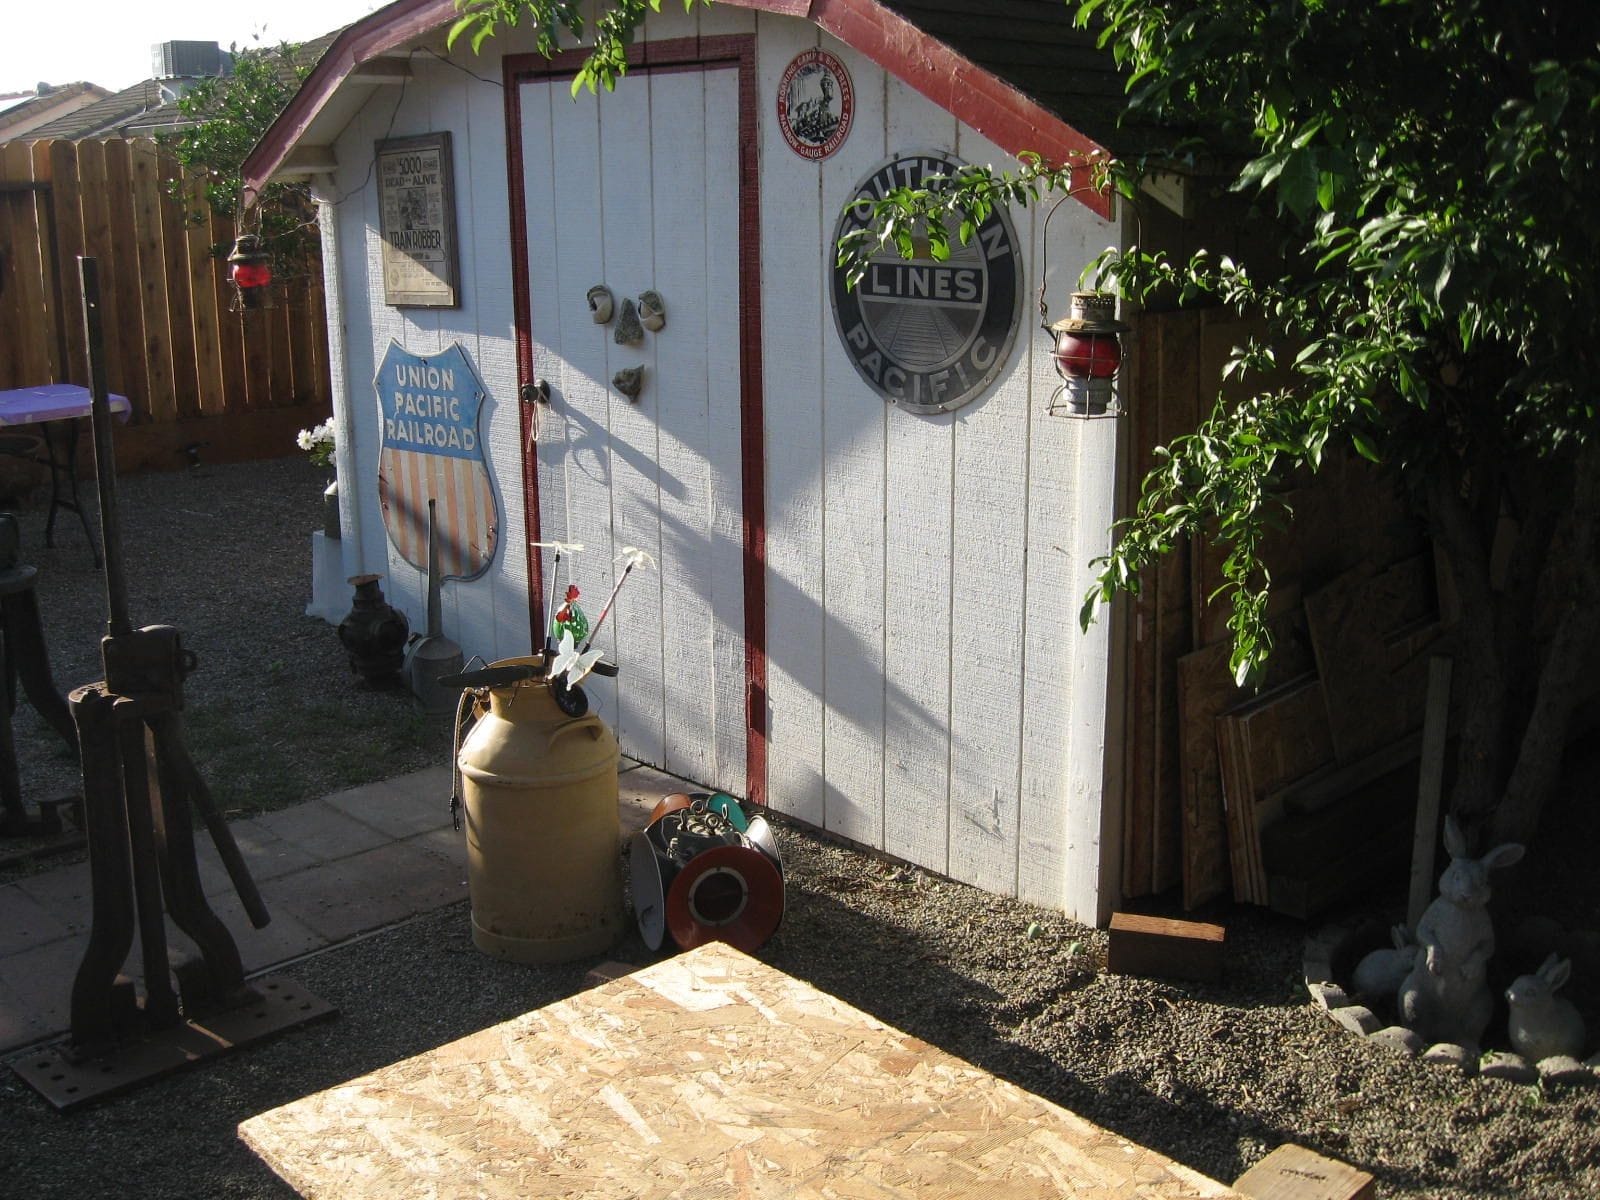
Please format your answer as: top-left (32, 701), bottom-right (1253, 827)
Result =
top-left (0, 138), bottom-right (329, 446)
top-left (752, 14), bottom-right (1123, 915)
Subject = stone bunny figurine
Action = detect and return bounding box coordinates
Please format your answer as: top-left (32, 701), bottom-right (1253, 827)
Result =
top-left (1506, 954), bottom-right (1587, 1062)
top-left (1353, 923), bottom-right (1418, 1001)
top-left (1397, 816), bottom-right (1525, 1046)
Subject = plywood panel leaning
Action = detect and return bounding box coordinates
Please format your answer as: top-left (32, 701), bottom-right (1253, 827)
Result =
top-left (1304, 554), bottom-right (1437, 763)
top-left (1215, 675), bottom-right (1337, 904)
top-left (1178, 606), bottom-right (1315, 908)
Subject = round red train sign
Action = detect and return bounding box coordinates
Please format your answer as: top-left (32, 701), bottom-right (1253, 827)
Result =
top-left (777, 50), bottom-right (854, 160)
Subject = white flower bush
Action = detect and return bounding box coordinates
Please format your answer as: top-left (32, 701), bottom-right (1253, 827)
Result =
top-left (297, 418), bottom-right (336, 469)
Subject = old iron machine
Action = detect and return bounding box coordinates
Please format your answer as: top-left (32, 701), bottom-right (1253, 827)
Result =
top-left (13, 259), bottom-right (334, 1110)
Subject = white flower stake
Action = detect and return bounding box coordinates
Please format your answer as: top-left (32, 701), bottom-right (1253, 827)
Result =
top-left (543, 546), bottom-right (654, 699)
top-left (552, 628), bottom-right (605, 687)
top-left (578, 546), bottom-right (656, 657)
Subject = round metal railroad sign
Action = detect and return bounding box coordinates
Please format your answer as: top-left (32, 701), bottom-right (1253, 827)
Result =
top-left (831, 151), bottom-right (1023, 413)
top-left (777, 49), bottom-right (854, 161)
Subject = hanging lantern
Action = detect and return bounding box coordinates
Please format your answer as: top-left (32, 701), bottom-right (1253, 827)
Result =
top-left (227, 234), bottom-right (274, 309)
top-left (1046, 291), bottom-right (1128, 418)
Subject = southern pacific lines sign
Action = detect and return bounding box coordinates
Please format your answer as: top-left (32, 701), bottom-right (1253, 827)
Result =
top-left (375, 341), bottom-right (499, 581)
top-left (832, 152), bottom-right (1022, 413)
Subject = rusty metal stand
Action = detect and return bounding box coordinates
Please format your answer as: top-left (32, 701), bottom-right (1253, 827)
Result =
top-left (12, 259), bottom-right (334, 1111)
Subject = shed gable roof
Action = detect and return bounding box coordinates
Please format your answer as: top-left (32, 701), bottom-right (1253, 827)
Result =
top-left (242, 0), bottom-right (1139, 218)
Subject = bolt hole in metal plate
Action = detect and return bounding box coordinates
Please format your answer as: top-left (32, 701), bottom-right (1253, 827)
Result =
top-left (11, 975), bottom-right (336, 1111)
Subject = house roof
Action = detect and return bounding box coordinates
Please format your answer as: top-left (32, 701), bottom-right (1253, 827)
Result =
top-left (0, 82), bottom-right (113, 142)
top-left (242, 0), bottom-right (1156, 219)
top-left (21, 32), bottom-right (342, 143)
top-left (24, 78), bottom-right (181, 140)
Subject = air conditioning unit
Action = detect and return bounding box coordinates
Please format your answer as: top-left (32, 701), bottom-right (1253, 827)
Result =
top-left (150, 41), bottom-right (227, 80)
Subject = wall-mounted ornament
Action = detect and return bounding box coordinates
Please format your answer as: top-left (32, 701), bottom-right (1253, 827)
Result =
top-left (777, 49), bottom-right (854, 161)
top-left (375, 132), bottom-right (460, 308)
top-left (374, 339), bottom-right (499, 580)
top-left (637, 290), bottom-right (666, 332)
top-left (831, 150), bottom-right (1022, 414)
top-left (613, 298), bottom-right (644, 344)
top-left (613, 366), bottom-right (645, 399)
top-left (587, 285), bottom-right (614, 323)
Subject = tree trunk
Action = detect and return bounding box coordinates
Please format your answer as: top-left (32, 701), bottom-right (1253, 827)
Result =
top-left (1489, 439), bottom-right (1600, 846)
top-left (1425, 459), bottom-right (1506, 833)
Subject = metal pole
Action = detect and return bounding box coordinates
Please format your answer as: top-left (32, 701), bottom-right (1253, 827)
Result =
top-left (76, 257), bottom-right (130, 638)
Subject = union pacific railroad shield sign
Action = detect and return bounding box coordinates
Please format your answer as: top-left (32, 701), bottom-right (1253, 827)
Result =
top-left (375, 340), bottom-right (499, 580)
top-left (832, 151), bottom-right (1023, 413)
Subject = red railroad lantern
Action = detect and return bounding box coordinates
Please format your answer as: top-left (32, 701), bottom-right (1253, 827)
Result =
top-left (1046, 291), bottom-right (1128, 417)
top-left (226, 234), bottom-right (273, 309)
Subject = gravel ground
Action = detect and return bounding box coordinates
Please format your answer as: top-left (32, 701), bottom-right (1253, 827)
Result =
top-left (0, 456), bottom-right (1596, 1199)
top-left (4, 452), bottom-right (451, 853)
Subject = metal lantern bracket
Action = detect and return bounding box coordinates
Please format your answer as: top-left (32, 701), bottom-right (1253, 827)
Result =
top-left (1039, 191), bottom-right (1130, 420)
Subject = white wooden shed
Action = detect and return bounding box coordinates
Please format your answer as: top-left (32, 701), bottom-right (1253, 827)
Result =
top-left (246, 0), bottom-right (1150, 925)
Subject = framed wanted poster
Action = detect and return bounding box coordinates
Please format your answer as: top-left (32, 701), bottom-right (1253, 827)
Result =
top-left (376, 133), bottom-right (460, 307)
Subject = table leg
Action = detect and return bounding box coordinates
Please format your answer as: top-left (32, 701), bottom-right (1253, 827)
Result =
top-left (38, 420), bottom-right (103, 568)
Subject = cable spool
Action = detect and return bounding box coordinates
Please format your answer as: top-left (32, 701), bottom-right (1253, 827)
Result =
top-left (629, 794), bottom-right (784, 953)
top-left (665, 844), bottom-right (783, 953)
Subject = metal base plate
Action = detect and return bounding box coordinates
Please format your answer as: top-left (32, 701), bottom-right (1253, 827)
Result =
top-left (11, 975), bottom-right (336, 1111)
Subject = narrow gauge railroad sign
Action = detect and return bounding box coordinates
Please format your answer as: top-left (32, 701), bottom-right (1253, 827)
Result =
top-left (375, 340), bottom-right (499, 580)
top-left (831, 151), bottom-right (1023, 413)
top-left (777, 49), bottom-right (853, 160)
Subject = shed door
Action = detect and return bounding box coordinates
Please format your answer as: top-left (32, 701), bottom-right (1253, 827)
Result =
top-left (517, 63), bottom-right (749, 796)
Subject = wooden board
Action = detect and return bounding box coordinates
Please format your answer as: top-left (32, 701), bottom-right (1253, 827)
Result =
top-left (1107, 912), bottom-right (1225, 983)
top-left (1303, 554), bottom-right (1434, 762)
top-left (239, 942), bottom-right (1246, 1199)
top-left (1122, 309), bottom-right (1202, 898)
top-left (1215, 675), bottom-right (1335, 904)
top-left (1234, 1143), bottom-right (1375, 1200)
top-left (1177, 607), bottom-right (1314, 909)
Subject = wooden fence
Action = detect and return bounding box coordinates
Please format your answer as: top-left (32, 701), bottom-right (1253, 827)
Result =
top-left (0, 137), bottom-right (330, 471)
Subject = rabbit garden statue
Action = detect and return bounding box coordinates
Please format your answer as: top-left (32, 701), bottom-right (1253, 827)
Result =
top-left (1353, 924), bottom-right (1419, 1001)
top-left (1506, 954), bottom-right (1587, 1062)
top-left (1397, 816), bottom-right (1525, 1046)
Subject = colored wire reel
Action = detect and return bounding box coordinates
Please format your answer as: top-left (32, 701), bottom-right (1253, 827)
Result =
top-left (629, 793), bottom-right (783, 953)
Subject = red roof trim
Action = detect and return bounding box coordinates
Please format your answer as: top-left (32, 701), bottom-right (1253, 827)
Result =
top-left (806, 0), bottom-right (1112, 218)
top-left (243, 0), bottom-right (458, 201)
top-left (244, 0), bottom-right (1113, 215)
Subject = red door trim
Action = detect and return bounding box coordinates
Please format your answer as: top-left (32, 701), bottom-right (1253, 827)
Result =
top-left (503, 36), bottom-right (768, 806)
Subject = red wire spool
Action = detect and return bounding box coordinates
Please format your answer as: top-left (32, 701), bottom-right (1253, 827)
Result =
top-left (664, 843), bottom-right (785, 954)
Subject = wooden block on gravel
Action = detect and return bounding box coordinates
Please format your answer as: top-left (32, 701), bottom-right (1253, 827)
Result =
top-left (583, 961), bottom-right (640, 989)
top-left (1106, 912), bottom-right (1225, 982)
top-left (1233, 1144), bottom-right (1375, 1200)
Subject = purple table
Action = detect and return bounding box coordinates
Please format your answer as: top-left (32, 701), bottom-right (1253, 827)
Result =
top-left (0, 383), bottom-right (131, 427)
top-left (0, 384), bottom-right (131, 563)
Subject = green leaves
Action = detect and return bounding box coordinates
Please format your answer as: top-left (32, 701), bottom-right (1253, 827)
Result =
top-left (449, 0), bottom-right (706, 93)
top-left (163, 39), bottom-right (318, 274)
top-left (833, 155), bottom-right (1090, 293)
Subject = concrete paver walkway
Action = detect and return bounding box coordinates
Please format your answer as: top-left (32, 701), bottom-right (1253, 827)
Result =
top-left (0, 760), bottom-right (684, 1055)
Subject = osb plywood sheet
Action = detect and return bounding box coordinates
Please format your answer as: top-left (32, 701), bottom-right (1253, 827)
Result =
top-left (239, 944), bottom-right (1243, 1199)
